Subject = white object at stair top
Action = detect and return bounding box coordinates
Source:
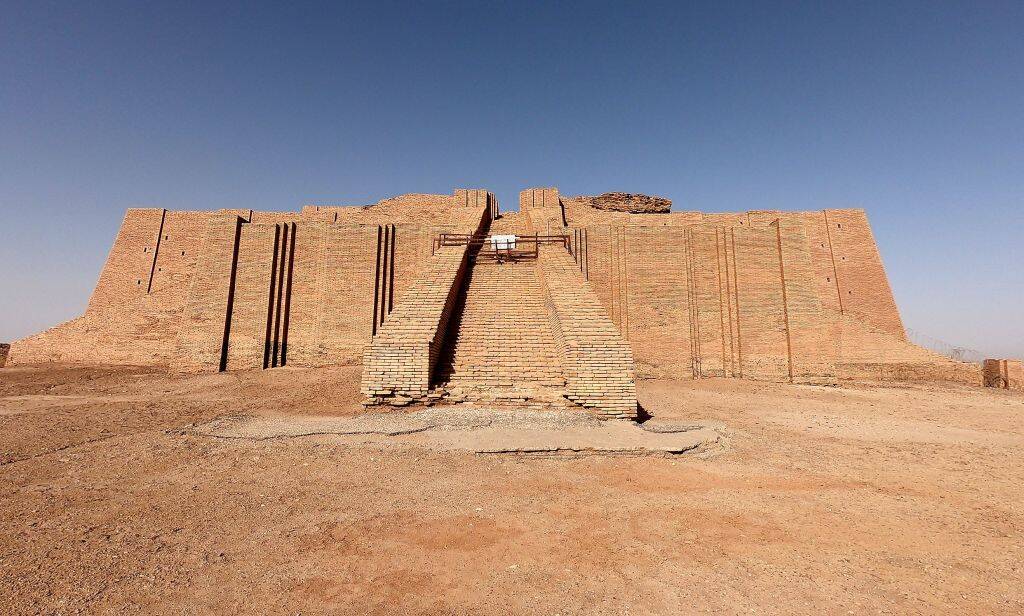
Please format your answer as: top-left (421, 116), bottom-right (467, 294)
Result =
top-left (489, 234), bottom-right (517, 250)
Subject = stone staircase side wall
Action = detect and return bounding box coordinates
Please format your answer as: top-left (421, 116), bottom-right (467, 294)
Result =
top-left (360, 193), bottom-right (493, 403)
top-left (536, 246), bottom-right (638, 420)
top-left (360, 244), bottom-right (470, 402)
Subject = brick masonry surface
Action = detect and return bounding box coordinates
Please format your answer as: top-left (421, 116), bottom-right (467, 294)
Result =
top-left (537, 245), bottom-right (637, 419)
top-left (984, 359), bottom-right (1023, 391)
top-left (9, 186), bottom-right (993, 418)
top-left (555, 189), bottom-right (979, 387)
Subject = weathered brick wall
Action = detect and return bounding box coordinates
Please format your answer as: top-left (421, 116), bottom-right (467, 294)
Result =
top-left (175, 220), bottom-right (444, 372)
top-left (12, 208), bottom-right (211, 366)
top-left (12, 185), bottom-right (979, 391)
top-left (836, 359), bottom-right (980, 385)
top-left (86, 209), bottom-right (210, 313)
top-left (248, 212), bottom-right (303, 224)
top-left (724, 225), bottom-right (791, 380)
top-left (176, 214), bottom-right (247, 371)
top-left (580, 224), bottom-right (693, 380)
top-left (12, 192), bottom-right (479, 369)
top-left (1005, 360), bottom-right (1023, 390)
top-left (557, 193), bottom-right (957, 385)
top-left (576, 222), bottom-right (813, 382)
top-left (208, 221), bottom-right (297, 370)
top-left (536, 246), bottom-right (637, 419)
top-left (360, 193), bottom-right (492, 401)
top-left (86, 208), bottom-right (166, 313)
top-left (223, 224), bottom-right (281, 370)
top-left (169, 191), bottom-right (489, 373)
top-left (0, 343), bottom-right (9, 368)
top-left (983, 359), bottom-right (1024, 390)
top-left (146, 211), bottom-right (214, 297)
top-left (564, 198), bottom-right (905, 333)
top-left (819, 209), bottom-right (905, 338)
top-left (316, 224), bottom-right (388, 363)
top-left (392, 225), bottom-right (452, 309)
top-left (775, 219), bottom-right (839, 382)
top-left (281, 221), bottom-right (328, 367)
top-left (519, 187), bottom-right (564, 232)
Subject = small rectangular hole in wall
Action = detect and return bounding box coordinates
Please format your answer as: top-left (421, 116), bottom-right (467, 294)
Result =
top-left (136, 279), bottom-right (141, 285)
top-left (837, 223), bottom-right (842, 229)
top-left (826, 277), bottom-right (831, 282)
top-left (143, 247), bottom-right (148, 253)
top-left (181, 251), bottom-right (185, 255)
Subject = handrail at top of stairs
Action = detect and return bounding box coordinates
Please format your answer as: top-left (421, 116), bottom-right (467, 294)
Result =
top-left (431, 232), bottom-right (570, 262)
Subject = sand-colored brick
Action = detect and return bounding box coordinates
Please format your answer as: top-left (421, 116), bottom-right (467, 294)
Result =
top-left (9, 185), bottom-right (985, 417)
top-left (984, 359), bottom-right (1024, 390)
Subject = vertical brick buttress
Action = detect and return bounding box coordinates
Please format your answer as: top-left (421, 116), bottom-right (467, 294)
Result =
top-left (984, 359), bottom-right (1023, 390)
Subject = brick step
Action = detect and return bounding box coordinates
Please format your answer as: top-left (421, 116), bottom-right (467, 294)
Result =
top-left (443, 382), bottom-right (567, 391)
top-left (443, 384), bottom-right (569, 406)
top-left (456, 308), bottom-right (548, 314)
top-left (445, 355), bottom-right (559, 362)
top-left (486, 213), bottom-right (533, 236)
top-left (443, 366), bottom-right (560, 373)
top-left (446, 351), bottom-right (562, 365)
top-left (447, 340), bottom-right (557, 348)
top-left (448, 316), bottom-right (550, 322)
top-left (436, 257), bottom-right (565, 397)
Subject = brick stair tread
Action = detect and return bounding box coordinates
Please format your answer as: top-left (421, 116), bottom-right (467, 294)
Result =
top-left (439, 258), bottom-right (565, 393)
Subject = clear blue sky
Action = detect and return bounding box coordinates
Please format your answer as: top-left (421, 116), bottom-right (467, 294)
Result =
top-left (1, 1), bottom-right (1021, 357)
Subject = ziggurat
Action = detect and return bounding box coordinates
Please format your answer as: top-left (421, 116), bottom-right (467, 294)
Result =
top-left (10, 187), bottom-right (986, 419)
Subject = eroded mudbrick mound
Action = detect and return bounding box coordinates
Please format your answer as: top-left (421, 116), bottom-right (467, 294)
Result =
top-left (0, 343), bottom-right (9, 368)
top-left (589, 192), bottom-right (671, 214)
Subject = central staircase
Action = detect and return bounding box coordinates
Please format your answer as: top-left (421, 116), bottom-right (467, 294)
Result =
top-left (436, 215), bottom-right (567, 407)
top-left (363, 198), bottom-right (638, 419)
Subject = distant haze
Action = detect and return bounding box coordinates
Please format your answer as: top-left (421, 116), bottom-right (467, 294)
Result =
top-left (1, 2), bottom-right (1021, 358)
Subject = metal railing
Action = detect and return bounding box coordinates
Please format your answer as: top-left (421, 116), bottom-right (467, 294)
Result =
top-left (432, 233), bottom-right (570, 262)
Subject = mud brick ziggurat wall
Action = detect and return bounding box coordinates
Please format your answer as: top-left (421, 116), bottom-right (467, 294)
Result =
top-left (10, 187), bottom-right (995, 419)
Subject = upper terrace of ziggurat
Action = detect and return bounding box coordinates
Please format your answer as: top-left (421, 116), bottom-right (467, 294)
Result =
top-left (9, 187), bottom-right (1021, 418)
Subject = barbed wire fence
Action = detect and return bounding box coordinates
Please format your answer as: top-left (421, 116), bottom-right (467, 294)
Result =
top-left (906, 328), bottom-right (985, 364)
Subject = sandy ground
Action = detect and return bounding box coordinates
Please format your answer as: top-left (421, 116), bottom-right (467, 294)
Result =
top-left (1, 365), bottom-right (1022, 615)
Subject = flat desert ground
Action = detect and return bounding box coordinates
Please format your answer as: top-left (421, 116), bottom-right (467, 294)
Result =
top-left (1, 365), bottom-right (1022, 614)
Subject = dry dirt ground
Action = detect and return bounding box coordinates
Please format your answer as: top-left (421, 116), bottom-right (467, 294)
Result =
top-left (1, 365), bottom-right (1022, 615)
